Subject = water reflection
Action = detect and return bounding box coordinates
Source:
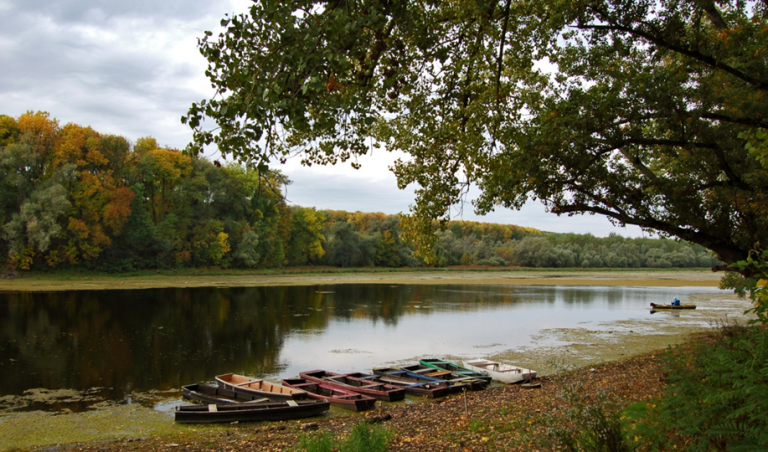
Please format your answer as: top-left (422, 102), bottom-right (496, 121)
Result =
top-left (0, 284), bottom-right (722, 407)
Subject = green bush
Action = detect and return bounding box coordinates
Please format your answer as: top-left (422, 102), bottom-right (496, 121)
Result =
top-left (723, 249), bottom-right (768, 325)
top-left (294, 430), bottom-right (334, 452)
top-left (340, 422), bottom-right (392, 452)
top-left (631, 325), bottom-right (768, 450)
top-left (542, 381), bottom-right (632, 452)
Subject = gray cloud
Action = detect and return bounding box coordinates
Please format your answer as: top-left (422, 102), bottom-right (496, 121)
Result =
top-left (0, 0), bottom-right (640, 237)
top-left (6, 0), bottom-right (223, 25)
top-left (0, 0), bottom-right (233, 146)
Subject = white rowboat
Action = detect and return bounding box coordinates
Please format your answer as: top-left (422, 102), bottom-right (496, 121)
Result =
top-left (462, 359), bottom-right (537, 384)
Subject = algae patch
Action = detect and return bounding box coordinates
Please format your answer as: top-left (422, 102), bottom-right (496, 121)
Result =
top-left (0, 404), bottom-right (178, 451)
top-left (0, 387), bottom-right (109, 413)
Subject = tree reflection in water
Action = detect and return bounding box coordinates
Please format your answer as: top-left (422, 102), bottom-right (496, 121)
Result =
top-left (0, 284), bottom-right (719, 407)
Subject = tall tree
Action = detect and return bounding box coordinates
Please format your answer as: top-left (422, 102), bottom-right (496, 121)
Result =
top-left (186, 0), bottom-right (768, 273)
top-left (287, 206), bottom-right (326, 266)
top-left (51, 124), bottom-right (134, 265)
top-left (135, 147), bottom-right (192, 223)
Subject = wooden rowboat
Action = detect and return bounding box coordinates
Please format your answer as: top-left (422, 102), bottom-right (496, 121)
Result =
top-left (281, 378), bottom-right (377, 412)
top-left (182, 383), bottom-right (270, 405)
top-left (374, 366), bottom-right (470, 393)
top-left (419, 359), bottom-right (493, 384)
top-left (299, 370), bottom-right (406, 402)
top-left (461, 359), bottom-right (537, 384)
top-left (215, 373), bottom-right (308, 401)
top-left (364, 369), bottom-right (451, 398)
top-left (650, 303), bottom-right (697, 310)
top-left (399, 364), bottom-right (487, 391)
top-left (174, 399), bottom-right (330, 424)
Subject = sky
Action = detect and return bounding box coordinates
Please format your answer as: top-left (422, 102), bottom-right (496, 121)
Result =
top-left (0, 0), bottom-right (645, 237)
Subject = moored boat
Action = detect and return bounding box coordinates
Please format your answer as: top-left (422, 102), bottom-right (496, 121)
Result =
top-left (281, 377), bottom-right (377, 412)
top-left (174, 399), bottom-right (330, 424)
top-left (364, 369), bottom-right (451, 398)
top-left (182, 383), bottom-right (270, 404)
top-left (299, 370), bottom-right (406, 402)
top-left (419, 359), bottom-right (492, 383)
top-left (398, 363), bottom-right (487, 391)
top-left (650, 302), bottom-right (697, 310)
top-left (215, 373), bottom-right (308, 401)
top-left (461, 359), bottom-right (537, 384)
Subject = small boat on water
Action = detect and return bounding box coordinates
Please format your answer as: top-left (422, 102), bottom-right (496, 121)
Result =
top-left (461, 359), bottom-right (537, 384)
top-left (365, 369), bottom-right (451, 398)
top-left (419, 359), bottom-right (493, 383)
top-left (215, 373), bottom-right (308, 401)
top-left (299, 370), bottom-right (406, 402)
top-left (281, 378), bottom-right (377, 412)
top-left (182, 383), bottom-right (270, 404)
top-left (399, 363), bottom-right (488, 390)
top-left (650, 303), bottom-right (697, 310)
top-left (174, 399), bottom-right (330, 424)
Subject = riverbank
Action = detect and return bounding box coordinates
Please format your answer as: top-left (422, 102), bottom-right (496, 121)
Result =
top-left (0, 269), bottom-right (754, 451)
top-left (29, 349), bottom-right (669, 452)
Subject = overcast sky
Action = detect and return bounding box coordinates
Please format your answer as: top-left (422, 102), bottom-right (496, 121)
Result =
top-left (0, 0), bottom-right (644, 237)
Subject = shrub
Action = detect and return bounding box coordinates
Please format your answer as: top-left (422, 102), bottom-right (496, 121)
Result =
top-left (542, 381), bottom-right (632, 452)
top-left (340, 422), bottom-right (392, 452)
top-left (630, 325), bottom-right (768, 450)
top-left (294, 430), bottom-right (334, 452)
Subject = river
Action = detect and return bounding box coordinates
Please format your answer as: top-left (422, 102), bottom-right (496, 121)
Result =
top-left (0, 283), bottom-right (740, 413)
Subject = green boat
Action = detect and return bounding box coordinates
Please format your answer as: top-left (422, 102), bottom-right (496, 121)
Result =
top-left (419, 358), bottom-right (492, 383)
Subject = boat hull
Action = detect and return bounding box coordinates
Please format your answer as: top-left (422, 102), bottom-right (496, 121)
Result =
top-left (174, 399), bottom-right (329, 424)
top-left (650, 303), bottom-right (697, 310)
top-left (299, 370), bottom-right (405, 402)
top-left (462, 359), bottom-right (537, 384)
top-left (419, 358), bottom-right (493, 383)
top-left (281, 378), bottom-right (377, 412)
top-left (215, 373), bottom-right (308, 401)
top-left (398, 364), bottom-right (487, 391)
top-left (182, 384), bottom-right (270, 404)
top-left (367, 369), bottom-right (451, 398)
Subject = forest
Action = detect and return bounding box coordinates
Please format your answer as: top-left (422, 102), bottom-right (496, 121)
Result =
top-left (1, 111), bottom-right (720, 272)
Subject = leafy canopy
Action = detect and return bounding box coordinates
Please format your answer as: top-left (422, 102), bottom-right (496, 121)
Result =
top-left (185, 0), bottom-right (768, 269)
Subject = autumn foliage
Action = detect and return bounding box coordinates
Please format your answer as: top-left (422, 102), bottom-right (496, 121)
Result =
top-left (1, 112), bottom-right (721, 272)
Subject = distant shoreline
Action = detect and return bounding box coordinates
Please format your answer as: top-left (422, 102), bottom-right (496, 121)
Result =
top-left (0, 267), bottom-right (722, 292)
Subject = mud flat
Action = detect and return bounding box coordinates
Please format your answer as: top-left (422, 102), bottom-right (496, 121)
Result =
top-left (0, 268), bottom-right (724, 292)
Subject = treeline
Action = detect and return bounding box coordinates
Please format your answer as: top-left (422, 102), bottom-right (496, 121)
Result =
top-left (0, 112), bottom-right (719, 272)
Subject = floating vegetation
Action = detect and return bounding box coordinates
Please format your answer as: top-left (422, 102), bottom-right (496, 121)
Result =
top-left (0, 387), bottom-right (110, 413)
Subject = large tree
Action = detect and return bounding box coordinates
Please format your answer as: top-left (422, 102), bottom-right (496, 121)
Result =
top-left (184, 0), bottom-right (768, 271)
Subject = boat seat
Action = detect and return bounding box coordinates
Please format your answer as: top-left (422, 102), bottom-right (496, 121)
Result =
top-left (426, 371), bottom-right (452, 378)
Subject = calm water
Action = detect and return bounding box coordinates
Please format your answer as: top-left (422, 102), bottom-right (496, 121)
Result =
top-left (0, 284), bottom-right (723, 409)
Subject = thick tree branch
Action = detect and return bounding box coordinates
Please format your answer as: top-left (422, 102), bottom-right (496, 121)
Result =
top-left (495, 0), bottom-right (511, 101)
top-left (699, 1), bottom-right (729, 30)
top-left (701, 112), bottom-right (768, 129)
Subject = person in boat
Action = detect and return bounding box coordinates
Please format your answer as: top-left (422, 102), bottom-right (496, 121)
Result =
top-left (671, 298), bottom-right (681, 306)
